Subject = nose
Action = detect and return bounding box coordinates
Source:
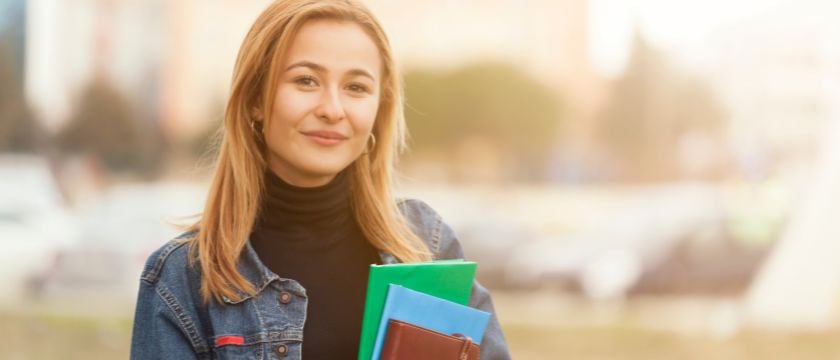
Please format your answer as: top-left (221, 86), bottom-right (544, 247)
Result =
top-left (314, 87), bottom-right (346, 123)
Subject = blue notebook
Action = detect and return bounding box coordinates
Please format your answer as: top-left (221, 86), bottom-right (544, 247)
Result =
top-left (371, 284), bottom-right (491, 360)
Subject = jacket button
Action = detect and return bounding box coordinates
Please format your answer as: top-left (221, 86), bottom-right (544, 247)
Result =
top-left (279, 291), bottom-right (292, 304)
top-left (275, 344), bottom-right (288, 356)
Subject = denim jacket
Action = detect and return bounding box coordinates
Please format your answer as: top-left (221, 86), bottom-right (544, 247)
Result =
top-left (130, 199), bottom-right (511, 359)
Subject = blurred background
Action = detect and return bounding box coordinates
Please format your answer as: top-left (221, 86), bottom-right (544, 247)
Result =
top-left (2, 0), bottom-right (839, 358)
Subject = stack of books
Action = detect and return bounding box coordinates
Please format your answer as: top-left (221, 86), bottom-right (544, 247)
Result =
top-left (357, 260), bottom-right (491, 360)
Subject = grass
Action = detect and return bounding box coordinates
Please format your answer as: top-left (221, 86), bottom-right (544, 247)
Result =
top-left (0, 312), bottom-right (131, 360)
top-left (504, 323), bottom-right (840, 360)
top-left (2, 292), bottom-right (840, 359)
top-left (494, 291), bottom-right (840, 360)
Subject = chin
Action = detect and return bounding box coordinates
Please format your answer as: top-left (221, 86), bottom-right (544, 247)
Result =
top-left (299, 158), bottom-right (353, 178)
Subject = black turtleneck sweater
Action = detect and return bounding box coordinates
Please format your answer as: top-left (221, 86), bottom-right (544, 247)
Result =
top-left (250, 170), bottom-right (382, 359)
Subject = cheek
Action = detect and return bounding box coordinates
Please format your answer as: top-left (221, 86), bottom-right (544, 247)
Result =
top-left (347, 98), bottom-right (379, 134)
top-left (270, 86), bottom-right (312, 129)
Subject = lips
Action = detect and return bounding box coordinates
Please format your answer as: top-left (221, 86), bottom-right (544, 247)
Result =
top-left (301, 130), bottom-right (348, 140)
top-left (301, 130), bottom-right (348, 146)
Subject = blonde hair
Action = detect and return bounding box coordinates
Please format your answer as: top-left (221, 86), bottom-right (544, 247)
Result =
top-left (186, 0), bottom-right (432, 303)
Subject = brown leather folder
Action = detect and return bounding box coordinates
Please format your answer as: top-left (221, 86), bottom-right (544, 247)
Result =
top-left (380, 319), bottom-right (480, 360)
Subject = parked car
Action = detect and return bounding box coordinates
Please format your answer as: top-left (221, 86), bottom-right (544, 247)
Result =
top-left (456, 220), bottom-right (536, 289)
top-left (28, 182), bottom-right (206, 300)
top-left (506, 183), bottom-right (730, 299)
top-left (0, 155), bottom-right (79, 304)
top-left (399, 187), bottom-right (537, 289)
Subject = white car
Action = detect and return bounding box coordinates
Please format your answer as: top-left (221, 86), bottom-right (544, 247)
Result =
top-left (29, 182), bottom-right (206, 300)
top-left (506, 183), bottom-right (728, 299)
top-left (0, 155), bottom-right (79, 304)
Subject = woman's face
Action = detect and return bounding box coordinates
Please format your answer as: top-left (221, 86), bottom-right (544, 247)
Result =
top-left (264, 19), bottom-right (382, 187)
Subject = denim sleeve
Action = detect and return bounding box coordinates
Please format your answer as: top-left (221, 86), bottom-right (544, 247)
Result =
top-left (436, 219), bottom-right (513, 360)
top-left (130, 280), bottom-right (200, 360)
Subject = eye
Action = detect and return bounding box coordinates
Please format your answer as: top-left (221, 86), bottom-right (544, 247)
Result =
top-left (294, 75), bottom-right (318, 87)
top-left (347, 83), bottom-right (370, 94)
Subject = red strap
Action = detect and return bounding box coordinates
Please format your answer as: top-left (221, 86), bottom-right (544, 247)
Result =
top-left (215, 335), bottom-right (245, 347)
top-left (453, 333), bottom-right (474, 360)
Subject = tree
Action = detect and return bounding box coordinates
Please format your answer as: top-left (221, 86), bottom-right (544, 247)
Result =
top-left (56, 79), bottom-right (163, 174)
top-left (596, 32), bottom-right (726, 181)
top-left (403, 62), bottom-right (563, 181)
top-left (0, 43), bottom-right (42, 153)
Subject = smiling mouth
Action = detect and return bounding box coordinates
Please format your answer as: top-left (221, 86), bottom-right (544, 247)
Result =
top-left (301, 130), bottom-right (347, 139)
top-left (301, 130), bottom-right (347, 146)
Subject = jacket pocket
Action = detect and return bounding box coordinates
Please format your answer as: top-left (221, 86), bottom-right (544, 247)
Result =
top-left (212, 336), bottom-right (301, 360)
top-left (212, 335), bottom-right (261, 360)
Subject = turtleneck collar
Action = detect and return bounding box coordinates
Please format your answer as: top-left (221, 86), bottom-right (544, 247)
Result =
top-left (257, 169), bottom-right (352, 230)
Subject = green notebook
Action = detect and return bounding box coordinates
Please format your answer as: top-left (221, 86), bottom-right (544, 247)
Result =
top-left (357, 259), bottom-right (477, 360)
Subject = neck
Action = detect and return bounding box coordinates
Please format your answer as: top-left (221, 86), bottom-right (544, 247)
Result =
top-left (267, 161), bottom-right (337, 188)
top-left (256, 168), bottom-right (351, 230)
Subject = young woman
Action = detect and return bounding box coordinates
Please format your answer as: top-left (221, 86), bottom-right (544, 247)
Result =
top-left (130, 0), bottom-right (511, 359)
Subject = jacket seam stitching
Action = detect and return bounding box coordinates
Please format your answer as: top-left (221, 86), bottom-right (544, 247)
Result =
top-left (252, 296), bottom-right (266, 337)
top-left (156, 283), bottom-right (209, 354)
top-left (143, 239), bottom-right (189, 283)
top-left (431, 210), bottom-right (443, 256)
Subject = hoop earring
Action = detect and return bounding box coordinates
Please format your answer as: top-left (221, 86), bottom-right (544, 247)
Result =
top-left (364, 133), bottom-right (376, 155)
top-left (250, 120), bottom-right (263, 135)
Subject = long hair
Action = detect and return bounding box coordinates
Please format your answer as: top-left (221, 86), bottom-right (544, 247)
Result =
top-left (185, 0), bottom-right (432, 304)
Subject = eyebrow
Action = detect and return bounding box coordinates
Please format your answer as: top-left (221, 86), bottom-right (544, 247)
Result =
top-left (285, 60), bottom-right (376, 81)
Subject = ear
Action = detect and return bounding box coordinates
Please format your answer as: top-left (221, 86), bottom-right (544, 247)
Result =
top-left (250, 107), bottom-right (263, 122)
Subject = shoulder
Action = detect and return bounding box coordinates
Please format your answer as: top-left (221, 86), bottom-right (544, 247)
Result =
top-left (139, 231), bottom-right (197, 286)
top-left (133, 231), bottom-right (212, 355)
top-left (397, 198), bottom-right (465, 260)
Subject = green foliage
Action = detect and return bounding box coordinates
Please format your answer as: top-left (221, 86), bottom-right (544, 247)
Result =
top-left (403, 62), bottom-right (562, 163)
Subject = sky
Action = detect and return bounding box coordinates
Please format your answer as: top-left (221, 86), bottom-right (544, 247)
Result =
top-left (587, 0), bottom-right (817, 76)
